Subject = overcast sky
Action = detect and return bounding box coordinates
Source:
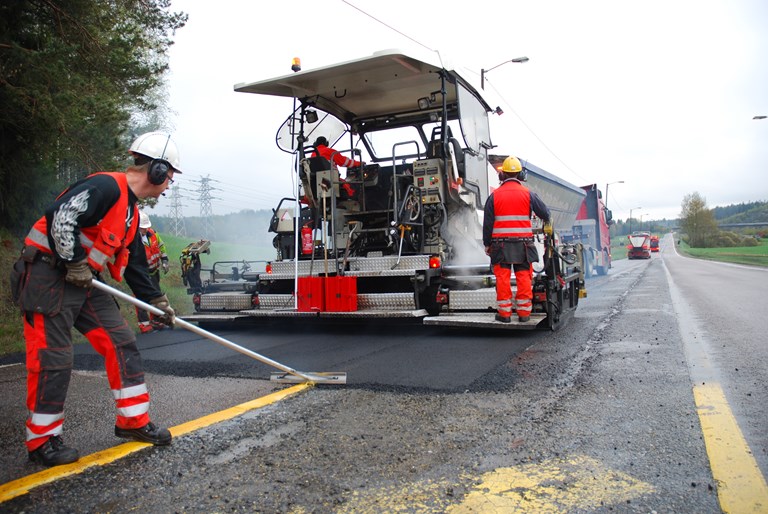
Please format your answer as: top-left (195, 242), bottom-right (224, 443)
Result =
top-left (160, 0), bottom-right (768, 223)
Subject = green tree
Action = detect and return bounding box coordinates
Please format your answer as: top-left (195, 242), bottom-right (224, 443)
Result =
top-left (680, 192), bottom-right (718, 247)
top-left (0, 0), bottom-right (187, 234)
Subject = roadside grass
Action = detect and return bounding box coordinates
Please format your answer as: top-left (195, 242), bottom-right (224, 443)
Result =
top-left (0, 230), bottom-right (274, 358)
top-left (610, 237), bottom-right (629, 261)
top-left (677, 239), bottom-right (768, 267)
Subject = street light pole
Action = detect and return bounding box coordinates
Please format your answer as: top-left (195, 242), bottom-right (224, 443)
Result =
top-left (629, 206), bottom-right (642, 234)
top-left (605, 180), bottom-right (624, 209)
top-left (481, 56), bottom-right (529, 89)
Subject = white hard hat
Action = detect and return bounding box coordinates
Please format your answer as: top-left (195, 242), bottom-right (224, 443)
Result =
top-left (129, 132), bottom-right (182, 172)
top-left (139, 211), bottom-right (151, 229)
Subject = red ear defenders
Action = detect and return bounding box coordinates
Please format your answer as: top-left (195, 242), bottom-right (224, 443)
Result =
top-left (148, 159), bottom-right (171, 185)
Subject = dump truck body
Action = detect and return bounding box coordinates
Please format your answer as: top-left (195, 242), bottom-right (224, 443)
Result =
top-left (559, 185), bottom-right (614, 277)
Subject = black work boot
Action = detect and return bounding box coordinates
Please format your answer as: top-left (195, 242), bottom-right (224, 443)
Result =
top-left (495, 314), bottom-right (511, 323)
top-left (28, 436), bottom-right (80, 466)
top-left (115, 422), bottom-right (172, 446)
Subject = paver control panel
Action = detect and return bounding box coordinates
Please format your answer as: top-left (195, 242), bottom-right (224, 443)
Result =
top-left (412, 159), bottom-right (444, 205)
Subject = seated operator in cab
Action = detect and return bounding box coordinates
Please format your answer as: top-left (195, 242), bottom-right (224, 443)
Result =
top-left (311, 136), bottom-right (364, 198)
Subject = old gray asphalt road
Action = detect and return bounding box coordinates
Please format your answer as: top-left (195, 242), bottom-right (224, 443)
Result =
top-left (1, 236), bottom-right (762, 512)
top-left (662, 235), bottom-right (768, 479)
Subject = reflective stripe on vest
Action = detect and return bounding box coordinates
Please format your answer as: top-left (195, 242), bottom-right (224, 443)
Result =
top-left (24, 172), bottom-right (138, 281)
top-left (491, 180), bottom-right (533, 239)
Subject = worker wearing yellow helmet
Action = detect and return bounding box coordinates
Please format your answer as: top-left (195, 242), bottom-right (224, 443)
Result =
top-left (482, 156), bottom-right (552, 323)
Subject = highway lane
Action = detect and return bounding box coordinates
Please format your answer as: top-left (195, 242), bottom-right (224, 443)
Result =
top-left (661, 234), bottom-right (768, 479)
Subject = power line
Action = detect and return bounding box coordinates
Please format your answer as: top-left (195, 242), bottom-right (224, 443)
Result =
top-left (341, 1), bottom-right (434, 53)
top-left (484, 80), bottom-right (587, 184)
top-left (340, 1), bottom-right (584, 186)
top-left (180, 173), bottom-right (286, 209)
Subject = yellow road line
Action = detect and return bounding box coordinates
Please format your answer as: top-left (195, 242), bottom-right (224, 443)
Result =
top-left (0, 383), bottom-right (311, 504)
top-left (694, 383), bottom-right (768, 513)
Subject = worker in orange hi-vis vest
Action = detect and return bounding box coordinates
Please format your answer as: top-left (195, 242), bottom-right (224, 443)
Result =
top-left (136, 210), bottom-right (170, 333)
top-left (311, 136), bottom-right (365, 197)
top-left (11, 132), bottom-right (180, 467)
top-left (483, 156), bottom-right (552, 323)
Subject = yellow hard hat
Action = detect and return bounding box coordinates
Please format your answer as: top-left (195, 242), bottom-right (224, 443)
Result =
top-left (502, 156), bottom-right (523, 174)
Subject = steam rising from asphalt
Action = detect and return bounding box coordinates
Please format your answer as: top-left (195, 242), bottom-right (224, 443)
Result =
top-left (443, 207), bottom-right (488, 267)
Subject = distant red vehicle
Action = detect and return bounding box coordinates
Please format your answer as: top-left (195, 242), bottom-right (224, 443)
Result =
top-left (627, 232), bottom-right (651, 259)
top-left (649, 235), bottom-right (660, 252)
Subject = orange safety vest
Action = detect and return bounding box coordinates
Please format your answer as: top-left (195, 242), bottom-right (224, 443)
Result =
top-left (491, 179), bottom-right (533, 239)
top-left (312, 145), bottom-right (361, 168)
top-left (143, 229), bottom-right (163, 272)
top-left (24, 172), bottom-right (138, 282)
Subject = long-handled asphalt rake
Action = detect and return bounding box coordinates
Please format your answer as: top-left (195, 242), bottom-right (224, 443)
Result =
top-left (91, 280), bottom-right (346, 385)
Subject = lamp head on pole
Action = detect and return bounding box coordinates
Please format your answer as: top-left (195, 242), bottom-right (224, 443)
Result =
top-left (481, 56), bottom-right (529, 89)
top-left (604, 180), bottom-right (624, 208)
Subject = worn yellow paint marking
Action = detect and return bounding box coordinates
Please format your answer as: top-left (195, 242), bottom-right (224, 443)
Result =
top-left (334, 455), bottom-right (652, 513)
top-left (0, 383), bottom-right (310, 504)
top-left (694, 383), bottom-right (768, 513)
top-left (449, 455), bottom-right (654, 513)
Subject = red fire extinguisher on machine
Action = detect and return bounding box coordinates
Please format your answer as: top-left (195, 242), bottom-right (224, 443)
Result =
top-left (301, 224), bottom-right (313, 255)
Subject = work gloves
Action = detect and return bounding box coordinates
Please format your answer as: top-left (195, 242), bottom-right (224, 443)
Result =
top-left (65, 260), bottom-right (93, 288)
top-left (150, 294), bottom-right (176, 326)
top-left (161, 259), bottom-right (170, 274)
top-left (543, 222), bottom-right (554, 236)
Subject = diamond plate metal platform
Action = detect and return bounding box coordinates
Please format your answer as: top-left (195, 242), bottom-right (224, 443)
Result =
top-left (423, 312), bottom-right (545, 330)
